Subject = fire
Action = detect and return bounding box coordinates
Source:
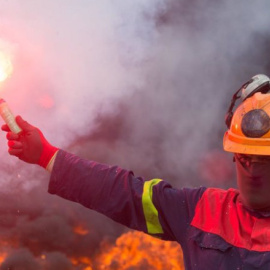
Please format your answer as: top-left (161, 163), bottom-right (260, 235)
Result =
top-left (0, 252), bottom-right (8, 264)
top-left (94, 231), bottom-right (184, 270)
top-left (73, 224), bottom-right (89, 236)
top-left (0, 51), bottom-right (13, 82)
top-left (71, 256), bottom-right (92, 266)
top-left (0, 228), bottom-right (184, 269)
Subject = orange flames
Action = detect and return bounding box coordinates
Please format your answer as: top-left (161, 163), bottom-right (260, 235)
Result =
top-left (0, 229), bottom-right (184, 269)
top-left (73, 224), bottom-right (90, 236)
top-left (71, 226), bottom-right (184, 269)
top-left (93, 231), bottom-right (184, 270)
top-left (0, 252), bottom-right (8, 265)
top-left (68, 230), bottom-right (184, 269)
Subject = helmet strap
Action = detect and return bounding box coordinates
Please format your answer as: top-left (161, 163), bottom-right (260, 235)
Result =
top-left (225, 87), bottom-right (242, 128)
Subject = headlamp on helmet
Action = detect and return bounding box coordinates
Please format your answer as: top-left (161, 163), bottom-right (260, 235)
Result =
top-left (223, 74), bottom-right (270, 155)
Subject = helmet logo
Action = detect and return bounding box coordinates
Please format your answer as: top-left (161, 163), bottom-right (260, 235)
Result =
top-left (241, 109), bottom-right (270, 138)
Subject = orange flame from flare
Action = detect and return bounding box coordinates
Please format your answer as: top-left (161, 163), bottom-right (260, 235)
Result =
top-left (0, 51), bottom-right (13, 82)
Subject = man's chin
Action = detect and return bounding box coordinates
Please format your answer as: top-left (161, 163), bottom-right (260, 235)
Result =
top-left (239, 193), bottom-right (270, 212)
top-left (242, 198), bottom-right (270, 212)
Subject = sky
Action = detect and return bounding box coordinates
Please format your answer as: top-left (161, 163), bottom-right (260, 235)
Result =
top-left (0, 0), bottom-right (269, 268)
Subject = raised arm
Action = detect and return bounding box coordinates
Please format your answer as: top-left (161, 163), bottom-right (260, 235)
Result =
top-left (2, 116), bottom-right (206, 243)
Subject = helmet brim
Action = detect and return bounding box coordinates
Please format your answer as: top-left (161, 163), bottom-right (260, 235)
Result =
top-left (223, 131), bottom-right (270, 155)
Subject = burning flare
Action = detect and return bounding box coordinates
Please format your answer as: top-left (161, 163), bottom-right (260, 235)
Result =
top-left (0, 51), bottom-right (13, 82)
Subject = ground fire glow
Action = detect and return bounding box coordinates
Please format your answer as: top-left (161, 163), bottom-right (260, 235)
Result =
top-left (65, 230), bottom-right (183, 269)
top-left (0, 229), bottom-right (184, 269)
top-left (94, 231), bottom-right (184, 270)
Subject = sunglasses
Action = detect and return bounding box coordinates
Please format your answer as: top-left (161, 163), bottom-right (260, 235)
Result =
top-left (234, 153), bottom-right (270, 167)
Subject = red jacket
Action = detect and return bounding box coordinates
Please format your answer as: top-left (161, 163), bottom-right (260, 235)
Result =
top-left (48, 150), bottom-right (270, 269)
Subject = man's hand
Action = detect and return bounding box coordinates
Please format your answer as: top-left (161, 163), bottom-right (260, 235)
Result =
top-left (1, 116), bottom-right (58, 168)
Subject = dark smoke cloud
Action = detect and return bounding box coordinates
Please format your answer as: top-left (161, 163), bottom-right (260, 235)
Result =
top-left (0, 249), bottom-right (40, 270)
top-left (0, 0), bottom-right (269, 268)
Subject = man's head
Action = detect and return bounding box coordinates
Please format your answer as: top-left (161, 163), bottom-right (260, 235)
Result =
top-left (223, 74), bottom-right (270, 211)
top-left (234, 153), bottom-right (270, 211)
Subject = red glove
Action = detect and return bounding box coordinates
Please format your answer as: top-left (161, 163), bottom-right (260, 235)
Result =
top-left (1, 116), bottom-right (58, 168)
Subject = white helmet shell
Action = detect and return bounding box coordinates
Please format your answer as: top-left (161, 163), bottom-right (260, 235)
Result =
top-left (241, 74), bottom-right (270, 100)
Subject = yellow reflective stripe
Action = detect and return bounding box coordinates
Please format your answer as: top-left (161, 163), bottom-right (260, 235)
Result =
top-left (142, 178), bottom-right (164, 234)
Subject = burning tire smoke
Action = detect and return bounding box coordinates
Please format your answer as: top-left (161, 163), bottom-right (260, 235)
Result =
top-left (0, 0), bottom-right (269, 269)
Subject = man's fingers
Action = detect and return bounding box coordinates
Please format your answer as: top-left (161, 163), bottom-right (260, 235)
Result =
top-left (15, 115), bottom-right (34, 132)
top-left (1, 124), bottom-right (10, 132)
top-left (8, 148), bottom-right (23, 156)
top-left (8, 140), bottom-right (22, 149)
top-left (6, 132), bottom-right (20, 140)
top-left (2, 116), bottom-right (33, 132)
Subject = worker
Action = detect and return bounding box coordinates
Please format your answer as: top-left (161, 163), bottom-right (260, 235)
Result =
top-left (2, 74), bottom-right (270, 270)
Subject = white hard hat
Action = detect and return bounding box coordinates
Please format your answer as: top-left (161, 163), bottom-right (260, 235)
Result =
top-left (241, 74), bottom-right (270, 101)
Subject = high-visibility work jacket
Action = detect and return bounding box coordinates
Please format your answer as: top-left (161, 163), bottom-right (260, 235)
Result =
top-left (48, 150), bottom-right (270, 270)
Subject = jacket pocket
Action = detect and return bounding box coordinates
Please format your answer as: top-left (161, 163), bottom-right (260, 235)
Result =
top-left (189, 227), bottom-right (232, 252)
top-left (189, 227), bottom-right (270, 269)
top-left (186, 227), bottom-right (236, 270)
